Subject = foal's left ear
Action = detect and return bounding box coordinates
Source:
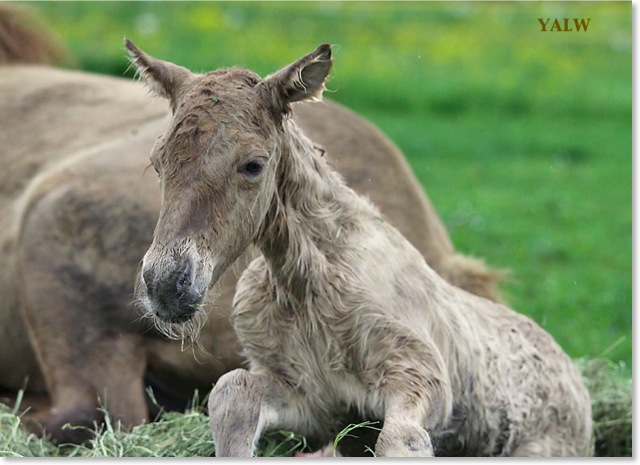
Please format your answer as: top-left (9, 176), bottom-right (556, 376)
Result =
top-left (258, 44), bottom-right (333, 115)
top-left (124, 39), bottom-right (192, 112)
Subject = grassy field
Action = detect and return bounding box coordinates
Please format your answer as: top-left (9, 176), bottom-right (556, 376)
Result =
top-left (0, 357), bottom-right (632, 457)
top-left (1, 0), bottom-right (633, 458)
top-left (28, 0), bottom-right (631, 367)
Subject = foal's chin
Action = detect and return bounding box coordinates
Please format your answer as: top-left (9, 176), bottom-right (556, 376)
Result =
top-left (146, 298), bottom-right (208, 343)
top-left (135, 278), bottom-right (208, 343)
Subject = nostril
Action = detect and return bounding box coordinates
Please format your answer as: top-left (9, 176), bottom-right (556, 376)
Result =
top-left (176, 261), bottom-right (192, 294)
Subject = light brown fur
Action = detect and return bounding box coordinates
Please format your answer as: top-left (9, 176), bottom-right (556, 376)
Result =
top-left (129, 43), bottom-right (592, 457)
top-left (0, 4), bottom-right (70, 65)
top-left (0, 22), bottom-right (502, 445)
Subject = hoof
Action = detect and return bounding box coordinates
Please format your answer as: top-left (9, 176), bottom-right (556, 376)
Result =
top-left (22, 406), bottom-right (104, 445)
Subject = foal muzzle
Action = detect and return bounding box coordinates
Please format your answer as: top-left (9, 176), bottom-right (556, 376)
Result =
top-left (140, 257), bottom-right (204, 323)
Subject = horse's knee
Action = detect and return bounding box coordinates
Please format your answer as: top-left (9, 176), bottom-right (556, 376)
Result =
top-left (208, 369), bottom-right (257, 415)
top-left (375, 422), bottom-right (434, 457)
top-left (211, 368), bottom-right (252, 391)
top-left (208, 369), bottom-right (265, 457)
top-left (208, 369), bottom-right (321, 456)
top-left (23, 395), bottom-right (103, 445)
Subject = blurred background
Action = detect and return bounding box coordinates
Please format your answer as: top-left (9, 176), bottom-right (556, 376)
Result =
top-left (20, 1), bottom-right (631, 368)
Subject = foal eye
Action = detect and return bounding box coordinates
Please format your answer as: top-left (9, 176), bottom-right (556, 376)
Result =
top-left (239, 158), bottom-right (266, 178)
top-left (244, 162), bottom-right (262, 175)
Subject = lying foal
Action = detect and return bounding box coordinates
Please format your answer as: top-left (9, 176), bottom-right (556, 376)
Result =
top-left (128, 41), bottom-right (593, 456)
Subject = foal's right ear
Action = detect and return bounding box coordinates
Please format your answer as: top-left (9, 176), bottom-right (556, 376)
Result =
top-left (258, 44), bottom-right (333, 117)
top-left (124, 39), bottom-right (192, 112)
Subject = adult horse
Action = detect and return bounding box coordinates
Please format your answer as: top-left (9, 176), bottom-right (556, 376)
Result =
top-left (0, 6), bottom-right (502, 445)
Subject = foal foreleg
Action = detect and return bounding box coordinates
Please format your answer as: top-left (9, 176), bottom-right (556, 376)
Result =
top-left (207, 368), bottom-right (311, 457)
top-left (207, 369), bottom-right (263, 456)
top-left (375, 397), bottom-right (436, 457)
top-left (372, 331), bottom-right (453, 457)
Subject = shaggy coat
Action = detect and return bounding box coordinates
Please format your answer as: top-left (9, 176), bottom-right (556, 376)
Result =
top-left (128, 42), bottom-right (592, 457)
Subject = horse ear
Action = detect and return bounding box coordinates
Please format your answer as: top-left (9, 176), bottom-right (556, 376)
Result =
top-left (124, 39), bottom-right (192, 112)
top-left (259, 44), bottom-right (333, 115)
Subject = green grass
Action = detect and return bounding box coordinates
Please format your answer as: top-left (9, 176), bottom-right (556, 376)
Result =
top-left (0, 357), bottom-right (631, 457)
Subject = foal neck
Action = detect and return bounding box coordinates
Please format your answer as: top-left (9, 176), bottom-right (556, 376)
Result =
top-left (258, 116), bottom-right (372, 297)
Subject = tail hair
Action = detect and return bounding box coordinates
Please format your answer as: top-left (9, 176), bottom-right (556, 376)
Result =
top-left (438, 253), bottom-right (510, 304)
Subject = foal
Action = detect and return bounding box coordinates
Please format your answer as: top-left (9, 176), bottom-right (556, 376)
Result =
top-left (128, 42), bottom-right (592, 456)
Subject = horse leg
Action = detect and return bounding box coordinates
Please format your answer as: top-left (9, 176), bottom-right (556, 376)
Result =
top-left (19, 277), bottom-right (149, 444)
top-left (371, 327), bottom-right (452, 457)
top-left (374, 397), bottom-right (435, 457)
top-left (16, 184), bottom-right (150, 444)
top-left (208, 368), bottom-right (315, 457)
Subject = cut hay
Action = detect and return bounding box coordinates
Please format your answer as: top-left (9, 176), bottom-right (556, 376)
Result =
top-left (0, 357), bottom-right (631, 457)
top-left (0, 402), bottom-right (58, 457)
top-left (575, 357), bottom-right (632, 457)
